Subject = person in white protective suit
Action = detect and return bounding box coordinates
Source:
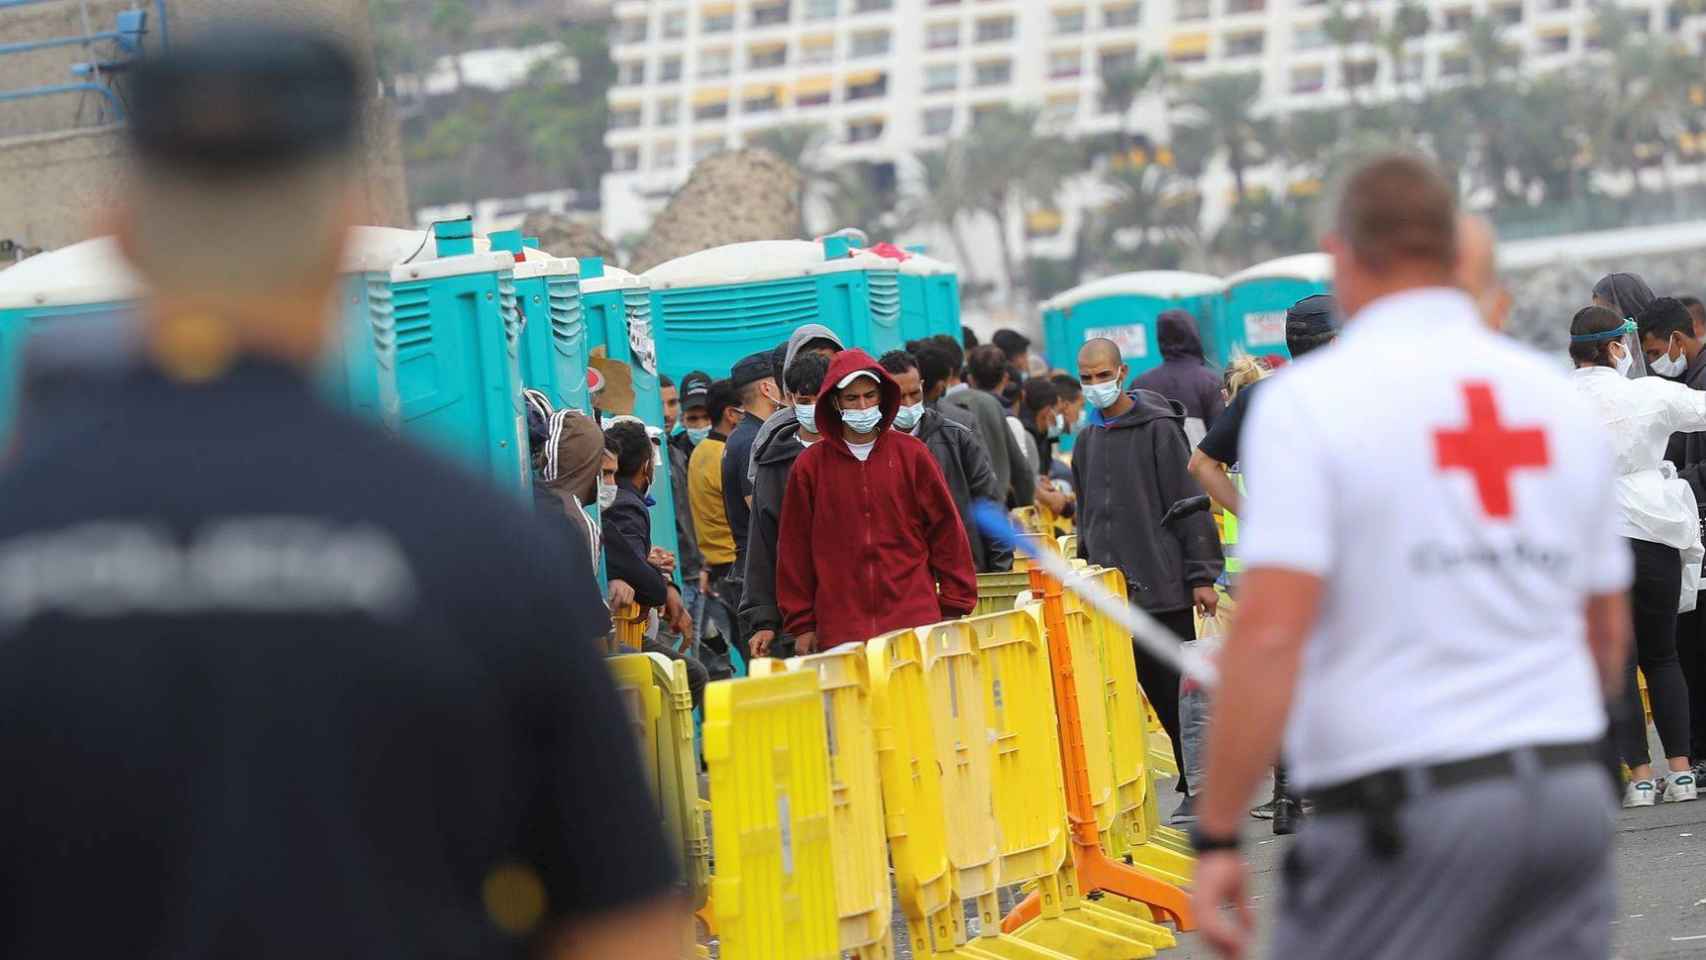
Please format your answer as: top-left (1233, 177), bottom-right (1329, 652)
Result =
top-left (1570, 301), bottom-right (1705, 806)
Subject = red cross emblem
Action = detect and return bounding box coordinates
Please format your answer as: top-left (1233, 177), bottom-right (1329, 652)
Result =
top-left (1433, 382), bottom-right (1550, 520)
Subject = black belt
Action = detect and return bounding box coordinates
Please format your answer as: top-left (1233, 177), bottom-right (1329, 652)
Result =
top-left (1306, 742), bottom-right (1602, 859)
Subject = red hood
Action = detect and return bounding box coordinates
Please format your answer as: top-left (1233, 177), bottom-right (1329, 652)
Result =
top-left (814, 348), bottom-right (901, 454)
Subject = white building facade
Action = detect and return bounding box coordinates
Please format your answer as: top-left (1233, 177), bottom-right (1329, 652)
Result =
top-left (601, 0), bottom-right (1687, 280)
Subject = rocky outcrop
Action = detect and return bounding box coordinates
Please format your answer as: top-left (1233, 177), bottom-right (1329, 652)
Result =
top-left (521, 212), bottom-right (619, 263)
top-left (625, 149), bottom-right (802, 274)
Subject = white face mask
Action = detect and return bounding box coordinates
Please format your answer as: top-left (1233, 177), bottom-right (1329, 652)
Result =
top-left (1083, 380), bottom-right (1123, 410)
top-left (841, 405), bottom-right (884, 434)
top-left (1612, 343), bottom-right (1635, 377)
top-left (597, 480), bottom-right (618, 510)
top-left (795, 402), bottom-right (818, 436)
top-left (892, 402), bottom-right (924, 431)
top-left (1651, 338), bottom-right (1686, 378)
top-left (1046, 412), bottom-right (1065, 438)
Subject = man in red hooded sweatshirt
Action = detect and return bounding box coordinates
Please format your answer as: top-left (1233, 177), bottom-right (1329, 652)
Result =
top-left (776, 349), bottom-right (979, 652)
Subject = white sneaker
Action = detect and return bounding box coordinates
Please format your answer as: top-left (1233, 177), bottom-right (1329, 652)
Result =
top-left (1624, 779), bottom-right (1657, 808)
top-left (1662, 773), bottom-right (1699, 803)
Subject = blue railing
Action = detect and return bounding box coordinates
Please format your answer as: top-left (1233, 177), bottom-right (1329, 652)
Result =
top-left (0, 1), bottom-right (169, 128)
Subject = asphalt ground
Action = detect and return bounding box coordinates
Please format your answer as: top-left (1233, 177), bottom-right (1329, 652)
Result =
top-left (706, 748), bottom-right (1706, 959)
top-left (1166, 769), bottom-right (1706, 960)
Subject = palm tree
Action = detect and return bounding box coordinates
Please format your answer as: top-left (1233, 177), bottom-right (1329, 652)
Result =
top-left (1378, 0), bottom-right (1431, 135)
top-left (1174, 72), bottom-right (1268, 203)
top-left (1093, 161), bottom-right (1200, 269)
top-left (956, 105), bottom-right (1079, 307)
top-left (1099, 55), bottom-right (1168, 150)
top-left (747, 123), bottom-right (832, 234)
top-left (1324, 2), bottom-right (1374, 112)
top-left (905, 148), bottom-right (979, 285)
top-left (430, 0), bottom-right (475, 94)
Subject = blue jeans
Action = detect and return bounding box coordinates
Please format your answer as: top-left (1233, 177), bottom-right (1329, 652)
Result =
top-left (683, 582), bottom-right (737, 673)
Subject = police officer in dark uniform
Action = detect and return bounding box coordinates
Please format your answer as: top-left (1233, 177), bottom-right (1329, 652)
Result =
top-left (0, 24), bottom-right (682, 960)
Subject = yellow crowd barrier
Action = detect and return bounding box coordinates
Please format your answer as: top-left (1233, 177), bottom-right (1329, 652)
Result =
top-left (704, 668), bottom-right (840, 960)
top-left (668, 563), bottom-right (1199, 958)
top-left (976, 570), bottom-right (1033, 616)
top-left (1086, 570), bottom-right (1195, 887)
top-left (612, 601), bottom-right (646, 652)
top-left (751, 649), bottom-right (894, 958)
top-left (609, 654), bottom-right (712, 958)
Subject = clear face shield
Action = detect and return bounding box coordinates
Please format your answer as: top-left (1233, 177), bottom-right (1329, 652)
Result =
top-left (1576, 319), bottom-right (1648, 379)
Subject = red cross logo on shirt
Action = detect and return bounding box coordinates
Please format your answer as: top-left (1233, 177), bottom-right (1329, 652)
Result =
top-left (1433, 382), bottom-right (1550, 520)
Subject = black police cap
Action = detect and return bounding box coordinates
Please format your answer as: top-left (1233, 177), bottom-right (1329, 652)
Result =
top-left (731, 352), bottom-right (774, 390)
top-left (128, 23), bottom-right (361, 172)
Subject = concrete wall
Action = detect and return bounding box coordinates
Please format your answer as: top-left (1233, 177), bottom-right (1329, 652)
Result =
top-left (0, 0), bottom-right (409, 251)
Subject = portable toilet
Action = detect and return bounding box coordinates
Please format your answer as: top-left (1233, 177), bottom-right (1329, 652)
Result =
top-left (0, 237), bottom-right (145, 450)
top-left (488, 230), bottom-right (590, 415)
top-left (1220, 253), bottom-right (1332, 364)
top-left (580, 258), bottom-right (683, 567)
top-left (326, 225), bottom-right (430, 427)
top-left (895, 248), bottom-right (960, 344)
top-left (1041, 270), bottom-right (1225, 380)
top-left (641, 236), bottom-right (902, 383)
top-left (384, 218), bottom-right (532, 496)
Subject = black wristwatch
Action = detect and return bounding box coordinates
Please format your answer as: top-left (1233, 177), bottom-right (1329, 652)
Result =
top-left (1189, 824), bottom-right (1241, 854)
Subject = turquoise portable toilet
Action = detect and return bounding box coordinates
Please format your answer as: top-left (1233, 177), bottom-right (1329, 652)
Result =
top-left (641, 237), bottom-right (902, 383)
top-left (385, 219), bottom-right (532, 496)
top-left (895, 250), bottom-right (960, 344)
top-left (0, 237), bottom-right (145, 450)
top-left (489, 230), bottom-right (590, 415)
top-left (1041, 270), bottom-right (1225, 380)
top-left (1221, 253), bottom-right (1332, 365)
top-left (326, 225), bottom-right (429, 427)
top-left (580, 258), bottom-right (683, 567)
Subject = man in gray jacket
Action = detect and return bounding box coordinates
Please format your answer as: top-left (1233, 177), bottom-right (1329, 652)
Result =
top-left (745, 323), bottom-right (844, 487)
top-left (880, 350), bottom-right (1010, 572)
top-left (741, 352), bottom-right (833, 658)
top-left (1074, 336), bottom-right (1224, 803)
top-left (949, 343), bottom-right (1036, 509)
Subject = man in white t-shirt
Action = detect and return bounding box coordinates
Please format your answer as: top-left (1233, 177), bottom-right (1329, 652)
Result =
top-left (1191, 153), bottom-right (1632, 960)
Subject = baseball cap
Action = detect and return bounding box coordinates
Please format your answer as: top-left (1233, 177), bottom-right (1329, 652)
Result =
top-left (731, 351), bottom-right (774, 390)
top-left (680, 371), bottom-right (712, 410)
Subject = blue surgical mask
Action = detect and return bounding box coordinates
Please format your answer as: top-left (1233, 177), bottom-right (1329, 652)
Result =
top-left (1046, 412), bottom-right (1065, 439)
top-left (1083, 381), bottom-right (1123, 410)
top-left (893, 402), bottom-right (924, 431)
top-left (795, 402), bottom-right (818, 435)
top-left (597, 480), bottom-right (618, 510)
top-left (841, 405), bottom-right (884, 434)
top-left (686, 425), bottom-right (711, 445)
top-left (1074, 407), bottom-right (1089, 431)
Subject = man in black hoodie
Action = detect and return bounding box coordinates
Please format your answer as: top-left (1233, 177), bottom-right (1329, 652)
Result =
top-left (1131, 309), bottom-right (1224, 446)
top-left (880, 350), bottom-right (1010, 573)
top-left (741, 352), bottom-right (833, 658)
top-left (1642, 298), bottom-right (1706, 776)
top-left (1074, 336), bottom-right (1224, 805)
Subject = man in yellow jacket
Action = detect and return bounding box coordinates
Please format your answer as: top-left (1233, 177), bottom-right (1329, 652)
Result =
top-left (687, 379), bottom-right (742, 658)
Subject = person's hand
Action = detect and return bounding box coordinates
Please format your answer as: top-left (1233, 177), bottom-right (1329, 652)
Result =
top-left (647, 547), bottom-right (676, 575)
top-left (750, 629), bottom-right (776, 658)
top-left (795, 631), bottom-right (818, 654)
top-left (664, 590), bottom-right (693, 645)
top-left (697, 569), bottom-right (710, 594)
top-left (1193, 850), bottom-right (1254, 959)
top-left (608, 579), bottom-right (635, 608)
top-left (1038, 488), bottom-right (1070, 514)
top-left (1194, 585), bottom-right (1220, 618)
